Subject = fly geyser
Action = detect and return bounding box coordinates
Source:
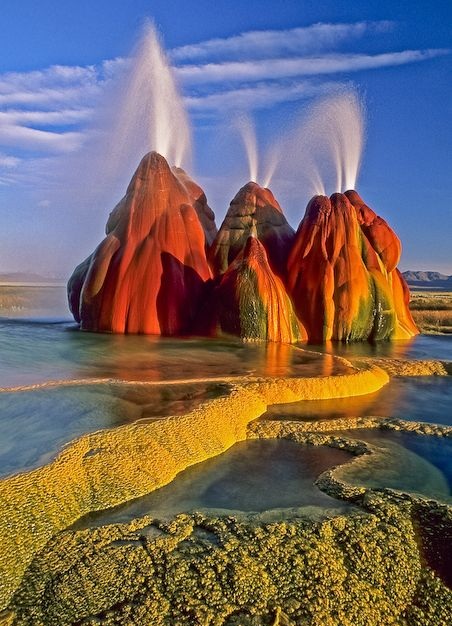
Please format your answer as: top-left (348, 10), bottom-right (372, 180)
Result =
top-left (208, 181), bottom-right (295, 280)
top-left (68, 155), bottom-right (417, 343)
top-left (287, 191), bottom-right (418, 343)
top-left (68, 152), bottom-right (215, 334)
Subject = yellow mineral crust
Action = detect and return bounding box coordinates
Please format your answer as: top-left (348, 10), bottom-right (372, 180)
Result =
top-left (360, 358), bottom-right (449, 377)
top-left (0, 361), bottom-right (389, 608)
top-left (10, 419), bottom-right (452, 626)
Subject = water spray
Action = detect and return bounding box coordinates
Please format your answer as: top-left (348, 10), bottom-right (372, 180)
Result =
top-left (234, 114), bottom-right (259, 183)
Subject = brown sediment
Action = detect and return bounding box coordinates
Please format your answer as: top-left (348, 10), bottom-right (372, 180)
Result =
top-left (0, 360), bottom-right (389, 609)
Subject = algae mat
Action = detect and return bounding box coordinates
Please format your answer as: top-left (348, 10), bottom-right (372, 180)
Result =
top-left (7, 421), bottom-right (452, 626)
top-left (0, 360), bottom-right (388, 608)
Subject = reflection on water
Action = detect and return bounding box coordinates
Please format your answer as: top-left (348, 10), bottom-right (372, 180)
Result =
top-left (1, 287), bottom-right (451, 390)
top-left (0, 319), bottom-right (351, 388)
top-left (312, 334), bottom-right (452, 362)
top-left (75, 440), bottom-right (353, 529)
top-left (265, 376), bottom-right (452, 426)
top-left (0, 382), bottom-right (229, 477)
top-left (0, 308), bottom-right (351, 479)
top-left (338, 429), bottom-right (452, 502)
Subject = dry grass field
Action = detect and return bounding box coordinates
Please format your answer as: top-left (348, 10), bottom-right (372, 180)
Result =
top-left (0, 286), bottom-right (29, 311)
top-left (0, 284), bottom-right (67, 317)
top-left (409, 291), bottom-right (452, 334)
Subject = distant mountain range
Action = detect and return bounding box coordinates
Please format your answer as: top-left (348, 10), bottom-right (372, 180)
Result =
top-left (403, 271), bottom-right (452, 290)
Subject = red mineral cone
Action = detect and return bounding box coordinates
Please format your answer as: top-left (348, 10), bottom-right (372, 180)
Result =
top-left (199, 236), bottom-right (305, 343)
top-left (68, 152), bottom-right (213, 334)
top-left (345, 190), bottom-right (401, 272)
top-left (172, 166), bottom-right (217, 248)
top-left (287, 192), bottom-right (418, 342)
top-left (208, 182), bottom-right (295, 280)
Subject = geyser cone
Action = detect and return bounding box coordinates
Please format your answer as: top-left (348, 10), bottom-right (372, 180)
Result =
top-left (344, 189), bottom-right (418, 338)
top-left (172, 166), bottom-right (217, 247)
top-left (208, 181), bottom-right (295, 279)
top-left (198, 236), bottom-right (305, 343)
top-left (345, 190), bottom-right (401, 272)
top-left (287, 192), bottom-right (418, 342)
top-left (68, 151), bottom-right (213, 334)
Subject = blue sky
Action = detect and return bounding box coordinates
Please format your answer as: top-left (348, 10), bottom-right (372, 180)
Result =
top-left (0, 0), bottom-right (451, 275)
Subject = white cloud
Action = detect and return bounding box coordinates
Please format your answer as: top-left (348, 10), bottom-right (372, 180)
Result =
top-left (171, 21), bottom-right (394, 62)
top-left (0, 153), bottom-right (21, 168)
top-left (176, 49), bottom-right (450, 85)
top-left (0, 108), bottom-right (91, 126)
top-left (185, 80), bottom-right (343, 111)
top-left (0, 64), bottom-right (98, 92)
top-left (0, 23), bottom-right (448, 180)
top-left (0, 124), bottom-right (83, 152)
top-left (0, 87), bottom-right (97, 107)
top-left (0, 64), bottom-right (104, 108)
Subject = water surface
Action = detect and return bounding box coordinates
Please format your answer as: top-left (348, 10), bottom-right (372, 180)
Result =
top-left (76, 439), bottom-right (353, 528)
top-left (337, 429), bottom-right (452, 502)
top-left (312, 334), bottom-right (452, 362)
top-left (0, 382), bottom-right (229, 478)
top-left (265, 376), bottom-right (452, 426)
top-left (0, 319), bottom-right (351, 389)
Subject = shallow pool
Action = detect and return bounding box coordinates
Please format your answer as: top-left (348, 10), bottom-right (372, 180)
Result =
top-left (265, 376), bottom-right (452, 426)
top-left (337, 429), bottom-right (452, 502)
top-left (75, 439), bottom-right (353, 528)
top-left (0, 382), bottom-right (229, 477)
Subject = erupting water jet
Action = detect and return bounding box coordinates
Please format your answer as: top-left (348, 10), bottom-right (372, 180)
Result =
top-left (60, 21), bottom-right (193, 209)
top-left (113, 21), bottom-right (192, 169)
top-left (270, 89), bottom-right (364, 199)
top-left (317, 91), bottom-right (365, 192)
top-left (235, 114), bottom-right (259, 184)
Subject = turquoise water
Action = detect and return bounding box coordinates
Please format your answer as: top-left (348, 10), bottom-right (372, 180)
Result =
top-left (0, 382), bottom-right (229, 477)
top-left (338, 429), bottom-right (452, 503)
top-left (0, 319), bottom-right (350, 388)
top-left (1, 285), bottom-right (452, 499)
top-left (266, 376), bottom-right (452, 426)
top-left (75, 439), bottom-right (353, 528)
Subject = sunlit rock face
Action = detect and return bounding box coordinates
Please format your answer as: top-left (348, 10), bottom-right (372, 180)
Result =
top-left (287, 191), bottom-right (418, 342)
top-left (345, 190), bottom-right (401, 273)
top-left (199, 236), bottom-right (304, 343)
top-left (208, 182), bottom-right (295, 280)
top-left (68, 152), bottom-right (212, 334)
top-left (68, 156), bottom-right (417, 344)
top-left (345, 190), bottom-right (418, 339)
top-left (171, 166), bottom-right (217, 248)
